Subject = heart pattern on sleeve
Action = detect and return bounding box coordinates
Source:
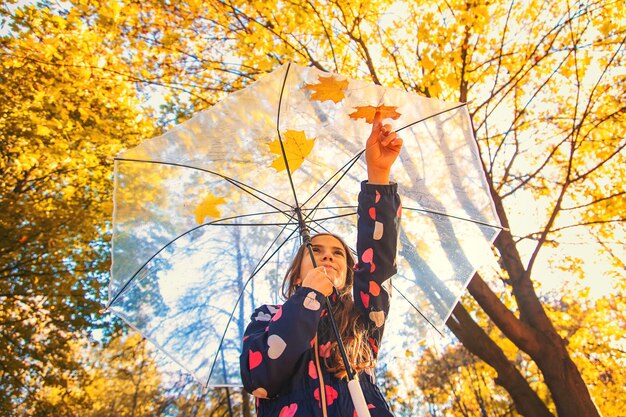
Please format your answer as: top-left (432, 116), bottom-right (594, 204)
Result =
top-left (369, 281), bottom-right (380, 296)
top-left (373, 221), bottom-right (383, 240)
top-left (278, 403), bottom-right (298, 417)
top-left (252, 387), bottom-right (268, 399)
top-left (255, 312), bottom-right (272, 322)
top-left (249, 350), bottom-right (262, 369)
top-left (303, 291), bottom-right (321, 310)
top-left (361, 248), bottom-right (376, 272)
top-left (369, 310), bottom-right (385, 328)
top-left (267, 334), bottom-right (287, 359)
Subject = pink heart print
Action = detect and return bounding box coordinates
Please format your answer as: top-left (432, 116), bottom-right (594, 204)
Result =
top-left (249, 350), bottom-right (262, 369)
top-left (360, 291), bottom-right (370, 309)
top-left (375, 190), bottom-right (381, 203)
top-left (369, 281), bottom-right (380, 296)
top-left (361, 248), bottom-right (376, 272)
top-left (308, 360), bottom-right (318, 379)
top-left (271, 306), bottom-right (283, 322)
top-left (368, 337), bottom-right (379, 354)
top-left (279, 403), bottom-right (298, 417)
top-left (319, 341), bottom-right (332, 358)
top-left (369, 207), bottom-right (376, 220)
top-left (315, 385), bottom-right (339, 406)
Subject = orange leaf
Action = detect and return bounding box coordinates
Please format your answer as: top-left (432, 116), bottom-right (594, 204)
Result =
top-left (193, 193), bottom-right (227, 224)
top-left (268, 130), bottom-right (315, 172)
top-left (348, 105), bottom-right (401, 124)
top-left (302, 75), bottom-right (348, 103)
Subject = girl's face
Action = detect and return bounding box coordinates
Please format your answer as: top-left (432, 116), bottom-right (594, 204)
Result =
top-left (298, 234), bottom-right (349, 290)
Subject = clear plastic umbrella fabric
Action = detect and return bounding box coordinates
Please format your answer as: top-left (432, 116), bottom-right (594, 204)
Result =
top-left (107, 62), bottom-right (501, 388)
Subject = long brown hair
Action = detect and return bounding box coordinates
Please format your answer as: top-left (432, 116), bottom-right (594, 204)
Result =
top-left (282, 233), bottom-right (375, 379)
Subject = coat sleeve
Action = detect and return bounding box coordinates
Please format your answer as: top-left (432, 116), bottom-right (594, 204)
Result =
top-left (239, 287), bottom-right (325, 398)
top-left (353, 181), bottom-right (401, 359)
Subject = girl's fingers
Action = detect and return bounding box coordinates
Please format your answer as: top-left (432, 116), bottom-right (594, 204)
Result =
top-left (389, 138), bottom-right (403, 152)
top-left (381, 132), bottom-right (397, 146)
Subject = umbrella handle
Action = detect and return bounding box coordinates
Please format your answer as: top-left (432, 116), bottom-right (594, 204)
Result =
top-left (348, 377), bottom-right (372, 417)
top-left (298, 208), bottom-right (369, 415)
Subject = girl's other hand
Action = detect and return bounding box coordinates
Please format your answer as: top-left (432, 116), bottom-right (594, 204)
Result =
top-left (301, 266), bottom-right (335, 297)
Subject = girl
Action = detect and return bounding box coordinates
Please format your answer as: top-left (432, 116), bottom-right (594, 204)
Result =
top-left (240, 112), bottom-right (403, 417)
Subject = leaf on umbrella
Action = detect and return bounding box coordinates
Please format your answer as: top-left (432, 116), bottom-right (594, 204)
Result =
top-left (349, 105), bottom-right (401, 123)
top-left (302, 75), bottom-right (348, 103)
top-left (193, 193), bottom-right (227, 224)
top-left (269, 130), bottom-right (316, 173)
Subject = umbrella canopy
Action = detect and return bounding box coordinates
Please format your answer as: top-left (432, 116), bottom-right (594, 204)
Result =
top-left (107, 62), bottom-right (501, 388)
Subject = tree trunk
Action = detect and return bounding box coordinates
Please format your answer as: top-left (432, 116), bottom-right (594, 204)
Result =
top-left (482, 184), bottom-right (602, 417)
top-left (447, 303), bottom-right (554, 417)
top-left (242, 389), bottom-right (252, 417)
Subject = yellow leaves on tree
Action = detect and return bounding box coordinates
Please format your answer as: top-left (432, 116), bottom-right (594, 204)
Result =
top-left (268, 130), bottom-right (315, 173)
top-left (302, 75), bottom-right (349, 103)
top-left (349, 105), bottom-right (402, 123)
top-left (193, 193), bottom-right (227, 223)
top-left (1, 5), bottom-right (154, 413)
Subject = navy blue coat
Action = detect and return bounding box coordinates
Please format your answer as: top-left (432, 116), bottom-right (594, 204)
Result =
top-left (240, 182), bottom-right (401, 416)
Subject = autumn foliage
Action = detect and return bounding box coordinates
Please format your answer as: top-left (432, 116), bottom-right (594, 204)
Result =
top-left (1, 1), bottom-right (624, 416)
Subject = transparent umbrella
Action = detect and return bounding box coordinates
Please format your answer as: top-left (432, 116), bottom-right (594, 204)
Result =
top-left (105, 62), bottom-right (502, 397)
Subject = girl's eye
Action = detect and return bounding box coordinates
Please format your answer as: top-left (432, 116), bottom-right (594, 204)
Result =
top-left (334, 250), bottom-right (345, 257)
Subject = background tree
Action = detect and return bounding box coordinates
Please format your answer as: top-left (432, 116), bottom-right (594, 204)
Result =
top-left (0, 4), bottom-right (153, 414)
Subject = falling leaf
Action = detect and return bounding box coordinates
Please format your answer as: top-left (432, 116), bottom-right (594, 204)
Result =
top-left (269, 130), bottom-right (316, 173)
top-left (302, 75), bottom-right (348, 103)
top-left (193, 193), bottom-right (227, 224)
top-left (348, 105), bottom-right (401, 123)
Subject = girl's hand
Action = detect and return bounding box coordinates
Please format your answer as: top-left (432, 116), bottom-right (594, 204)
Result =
top-left (301, 266), bottom-right (335, 297)
top-left (365, 111), bottom-right (403, 184)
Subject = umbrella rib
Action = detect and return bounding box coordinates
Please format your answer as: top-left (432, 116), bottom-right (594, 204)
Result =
top-left (300, 204), bottom-right (504, 231)
top-left (107, 211), bottom-right (296, 309)
top-left (274, 62), bottom-right (303, 212)
top-left (402, 206), bottom-right (506, 230)
top-left (394, 102), bottom-right (468, 133)
top-left (205, 224), bottom-right (301, 388)
top-left (114, 157), bottom-right (293, 216)
top-left (297, 151), bottom-right (364, 233)
top-left (301, 150), bottom-right (364, 209)
top-left (391, 282), bottom-right (444, 337)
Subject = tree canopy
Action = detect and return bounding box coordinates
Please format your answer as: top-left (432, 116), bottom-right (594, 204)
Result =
top-left (1, 0), bottom-right (624, 416)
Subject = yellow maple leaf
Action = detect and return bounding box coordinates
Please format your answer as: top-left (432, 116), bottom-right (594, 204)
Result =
top-left (268, 130), bottom-right (315, 173)
top-left (302, 75), bottom-right (348, 103)
top-left (348, 105), bottom-right (402, 124)
top-left (193, 193), bottom-right (227, 224)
